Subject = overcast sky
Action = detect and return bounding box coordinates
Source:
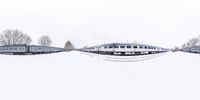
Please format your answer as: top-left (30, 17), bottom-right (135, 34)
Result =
top-left (0, 0), bottom-right (200, 48)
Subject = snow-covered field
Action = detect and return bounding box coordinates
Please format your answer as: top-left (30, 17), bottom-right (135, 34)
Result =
top-left (0, 51), bottom-right (200, 100)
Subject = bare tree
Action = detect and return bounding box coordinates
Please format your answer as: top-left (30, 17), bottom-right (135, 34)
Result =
top-left (181, 43), bottom-right (187, 49)
top-left (182, 35), bottom-right (200, 49)
top-left (0, 29), bottom-right (32, 45)
top-left (187, 38), bottom-right (199, 47)
top-left (64, 40), bottom-right (74, 51)
top-left (38, 35), bottom-right (52, 46)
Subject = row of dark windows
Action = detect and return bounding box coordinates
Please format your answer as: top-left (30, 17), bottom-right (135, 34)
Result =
top-left (0, 47), bottom-right (25, 50)
top-left (0, 47), bottom-right (58, 51)
top-left (102, 45), bottom-right (158, 49)
top-left (34, 48), bottom-right (55, 50)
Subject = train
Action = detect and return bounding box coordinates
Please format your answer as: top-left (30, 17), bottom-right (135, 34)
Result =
top-left (182, 47), bottom-right (200, 53)
top-left (0, 44), bottom-right (65, 55)
top-left (79, 43), bottom-right (169, 56)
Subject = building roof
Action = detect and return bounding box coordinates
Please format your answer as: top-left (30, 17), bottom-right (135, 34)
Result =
top-left (99, 43), bottom-right (157, 48)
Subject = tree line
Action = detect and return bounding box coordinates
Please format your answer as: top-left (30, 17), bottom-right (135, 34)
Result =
top-left (0, 29), bottom-right (52, 46)
top-left (182, 35), bottom-right (200, 49)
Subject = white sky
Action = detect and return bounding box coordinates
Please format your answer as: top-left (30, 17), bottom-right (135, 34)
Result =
top-left (0, 0), bottom-right (200, 48)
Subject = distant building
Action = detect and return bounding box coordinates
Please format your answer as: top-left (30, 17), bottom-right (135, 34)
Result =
top-left (79, 43), bottom-right (168, 56)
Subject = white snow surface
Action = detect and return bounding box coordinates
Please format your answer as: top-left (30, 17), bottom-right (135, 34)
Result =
top-left (0, 51), bottom-right (200, 100)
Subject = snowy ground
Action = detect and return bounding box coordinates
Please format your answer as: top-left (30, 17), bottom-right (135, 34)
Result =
top-left (0, 51), bottom-right (200, 100)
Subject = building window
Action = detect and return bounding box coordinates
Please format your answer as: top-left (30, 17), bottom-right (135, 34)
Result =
top-left (127, 46), bottom-right (131, 48)
top-left (133, 46), bottom-right (138, 48)
top-left (114, 46), bottom-right (119, 48)
top-left (120, 46), bottom-right (125, 48)
top-left (109, 46), bottom-right (113, 48)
